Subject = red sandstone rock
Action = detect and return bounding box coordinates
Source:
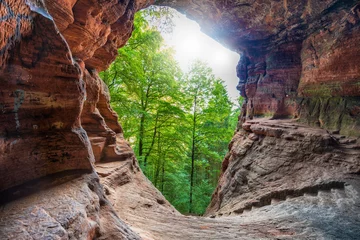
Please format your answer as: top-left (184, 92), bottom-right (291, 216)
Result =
top-left (299, 4), bottom-right (360, 97)
top-left (1, 0), bottom-right (360, 239)
top-left (0, 3), bottom-right (93, 191)
top-left (206, 119), bottom-right (360, 217)
top-left (158, 0), bottom-right (360, 134)
top-left (0, 171), bottom-right (141, 239)
top-left (0, 0), bottom-right (152, 191)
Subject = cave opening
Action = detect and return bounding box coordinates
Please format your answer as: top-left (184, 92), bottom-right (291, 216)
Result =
top-left (1, 1), bottom-right (360, 239)
top-left (99, 6), bottom-right (241, 215)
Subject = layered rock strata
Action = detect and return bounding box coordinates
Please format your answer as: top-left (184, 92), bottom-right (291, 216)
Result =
top-left (0, 1), bottom-right (93, 191)
top-left (206, 119), bottom-right (360, 216)
top-left (0, 0), bottom-right (155, 238)
top-left (0, 0), bottom-right (360, 239)
top-left (158, 0), bottom-right (360, 136)
top-left (0, 0), bottom-right (151, 192)
top-left (98, 125), bottom-right (360, 239)
top-left (0, 171), bottom-right (141, 239)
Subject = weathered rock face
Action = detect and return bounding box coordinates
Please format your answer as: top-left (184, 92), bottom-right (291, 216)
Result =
top-left (0, 1), bottom-right (93, 191)
top-left (0, 0), bottom-right (151, 192)
top-left (1, 0), bottom-right (360, 239)
top-left (206, 119), bottom-right (360, 216)
top-left (0, 171), bottom-right (142, 239)
top-left (97, 145), bottom-right (360, 240)
top-left (158, 0), bottom-right (360, 136)
top-left (0, 0), bottom-right (155, 238)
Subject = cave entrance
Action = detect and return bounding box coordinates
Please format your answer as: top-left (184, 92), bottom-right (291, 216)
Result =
top-left (100, 6), bottom-right (241, 215)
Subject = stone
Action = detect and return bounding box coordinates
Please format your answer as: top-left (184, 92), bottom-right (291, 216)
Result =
top-left (1, 0), bottom-right (360, 239)
top-left (0, 0), bottom-right (153, 238)
top-left (0, 2), bottom-right (93, 191)
top-left (158, 0), bottom-right (360, 135)
top-left (0, 171), bottom-right (141, 239)
top-left (0, 0), bottom-right (151, 192)
top-left (206, 119), bottom-right (360, 218)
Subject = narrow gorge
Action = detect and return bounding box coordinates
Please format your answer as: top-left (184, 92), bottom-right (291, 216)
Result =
top-left (1, 0), bottom-right (360, 239)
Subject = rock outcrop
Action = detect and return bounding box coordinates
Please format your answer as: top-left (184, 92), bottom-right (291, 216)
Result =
top-left (97, 140), bottom-right (360, 239)
top-left (206, 119), bottom-right (360, 216)
top-left (0, 0), bottom-right (93, 192)
top-left (0, 0), bottom-right (151, 192)
top-left (1, 0), bottom-right (360, 239)
top-left (158, 0), bottom-right (360, 136)
top-left (0, 171), bottom-right (141, 239)
top-left (0, 0), bottom-right (154, 238)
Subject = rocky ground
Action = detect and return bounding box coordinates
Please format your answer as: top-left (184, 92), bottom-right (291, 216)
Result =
top-left (96, 119), bottom-right (360, 240)
top-left (207, 119), bottom-right (360, 216)
top-left (1, 119), bottom-right (360, 239)
top-left (0, 171), bottom-right (141, 239)
top-left (115, 183), bottom-right (360, 240)
top-left (1, 1), bottom-right (359, 239)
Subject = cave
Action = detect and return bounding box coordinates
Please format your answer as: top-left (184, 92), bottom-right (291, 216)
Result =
top-left (0, 0), bottom-right (360, 239)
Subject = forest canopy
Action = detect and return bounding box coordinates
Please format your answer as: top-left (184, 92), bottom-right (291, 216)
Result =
top-left (100, 9), bottom-right (242, 215)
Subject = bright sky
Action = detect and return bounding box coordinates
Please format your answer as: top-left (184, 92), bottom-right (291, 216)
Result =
top-left (160, 11), bottom-right (240, 103)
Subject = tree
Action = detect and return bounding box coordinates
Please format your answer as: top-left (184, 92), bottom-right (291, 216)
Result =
top-left (182, 60), bottom-right (234, 214)
top-left (101, 10), bottom-right (238, 215)
top-left (101, 11), bottom-right (183, 174)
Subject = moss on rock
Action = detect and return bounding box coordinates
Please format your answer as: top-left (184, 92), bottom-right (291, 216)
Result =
top-left (298, 97), bottom-right (360, 137)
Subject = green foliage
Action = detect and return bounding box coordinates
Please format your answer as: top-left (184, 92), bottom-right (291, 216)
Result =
top-left (142, 6), bottom-right (176, 34)
top-left (100, 10), bottom-right (239, 215)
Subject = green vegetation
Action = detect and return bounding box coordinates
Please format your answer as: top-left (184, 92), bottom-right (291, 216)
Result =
top-left (100, 10), bottom-right (241, 215)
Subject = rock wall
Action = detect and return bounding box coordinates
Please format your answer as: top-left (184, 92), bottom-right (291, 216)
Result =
top-left (156, 0), bottom-right (360, 231)
top-left (0, 0), bottom-right (158, 238)
top-left (0, 0), bottom-right (151, 192)
top-left (297, 5), bottom-right (360, 135)
top-left (0, 1), bottom-right (93, 191)
top-left (1, 0), bottom-right (360, 239)
top-left (157, 0), bottom-right (360, 136)
top-left (205, 119), bottom-right (360, 216)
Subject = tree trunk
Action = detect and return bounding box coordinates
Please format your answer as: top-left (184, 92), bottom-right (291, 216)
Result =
top-left (154, 130), bottom-right (161, 187)
top-left (139, 112), bottom-right (145, 166)
top-left (189, 95), bottom-right (197, 214)
top-left (139, 81), bottom-right (152, 170)
top-left (143, 113), bottom-right (159, 175)
top-left (161, 159), bottom-right (165, 192)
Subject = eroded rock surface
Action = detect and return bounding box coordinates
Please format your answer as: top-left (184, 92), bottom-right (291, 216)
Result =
top-left (0, 171), bottom-right (141, 239)
top-left (207, 119), bottom-right (360, 216)
top-left (0, 0), bottom-right (151, 192)
top-left (0, 0), bottom-right (153, 238)
top-left (1, 0), bottom-right (360, 239)
top-left (97, 140), bottom-right (360, 240)
top-left (0, 1), bottom-right (93, 192)
top-left (158, 0), bottom-right (360, 136)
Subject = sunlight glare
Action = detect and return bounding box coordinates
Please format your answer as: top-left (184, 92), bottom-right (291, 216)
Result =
top-left (160, 10), bottom-right (240, 103)
top-left (212, 50), bottom-right (231, 66)
top-left (180, 35), bottom-right (202, 56)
